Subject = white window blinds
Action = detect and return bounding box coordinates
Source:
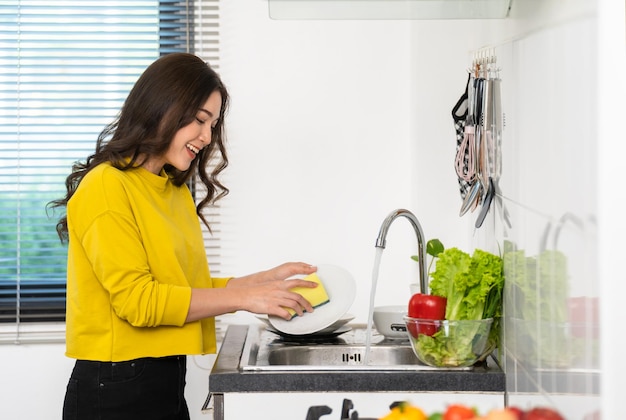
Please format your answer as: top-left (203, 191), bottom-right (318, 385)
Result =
top-left (192, 1), bottom-right (223, 277)
top-left (0, 1), bottom-right (218, 340)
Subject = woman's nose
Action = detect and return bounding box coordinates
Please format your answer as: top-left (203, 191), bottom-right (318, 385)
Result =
top-left (199, 125), bottom-right (212, 144)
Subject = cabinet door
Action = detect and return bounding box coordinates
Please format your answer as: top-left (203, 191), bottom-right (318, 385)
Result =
top-left (222, 392), bottom-right (504, 420)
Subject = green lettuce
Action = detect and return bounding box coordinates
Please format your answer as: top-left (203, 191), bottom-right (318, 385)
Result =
top-left (429, 247), bottom-right (504, 322)
top-left (503, 247), bottom-right (574, 366)
top-left (413, 246), bottom-right (504, 366)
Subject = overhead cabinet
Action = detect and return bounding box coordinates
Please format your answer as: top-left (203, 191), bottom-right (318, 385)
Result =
top-left (268, 0), bottom-right (513, 20)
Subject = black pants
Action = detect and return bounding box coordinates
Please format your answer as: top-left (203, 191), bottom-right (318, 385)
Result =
top-left (62, 355), bottom-right (190, 420)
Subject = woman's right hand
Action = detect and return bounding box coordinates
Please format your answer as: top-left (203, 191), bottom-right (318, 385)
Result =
top-left (185, 262), bottom-right (319, 322)
top-left (239, 276), bottom-right (318, 320)
top-left (230, 262), bottom-right (318, 319)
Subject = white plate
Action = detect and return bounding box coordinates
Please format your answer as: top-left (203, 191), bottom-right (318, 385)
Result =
top-left (268, 264), bottom-right (356, 335)
top-left (314, 313), bottom-right (355, 334)
top-left (256, 313), bottom-right (355, 334)
top-left (267, 325), bottom-right (352, 341)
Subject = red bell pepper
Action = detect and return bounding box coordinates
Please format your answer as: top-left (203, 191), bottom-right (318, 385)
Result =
top-left (407, 293), bottom-right (447, 336)
top-left (443, 404), bottom-right (476, 420)
top-left (568, 296), bottom-right (599, 338)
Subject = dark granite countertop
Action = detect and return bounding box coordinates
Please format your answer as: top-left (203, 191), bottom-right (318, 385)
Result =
top-left (209, 324), bottom-right (505, 394)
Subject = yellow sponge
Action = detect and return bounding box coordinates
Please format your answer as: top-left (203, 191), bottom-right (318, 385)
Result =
top-left (286, 272), bottom-right (330, 319)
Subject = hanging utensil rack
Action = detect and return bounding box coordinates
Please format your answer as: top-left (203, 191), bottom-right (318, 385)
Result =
top-left (453, 48), bottom-right (509, 229)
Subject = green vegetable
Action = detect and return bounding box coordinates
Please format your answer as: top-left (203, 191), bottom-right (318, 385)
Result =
top-left (411, 238), bottom-right (444, 275)
top-left (503, 246), bottom-right (575, 366)
top-left (503, 248), bottom-right (568, 322)
top-left (411, 246), bottom-right (504, 366)
top-left (429, 247), bottom-right (504, 322)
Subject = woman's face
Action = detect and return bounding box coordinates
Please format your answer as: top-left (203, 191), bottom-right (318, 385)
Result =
top-left (143, 90), bottom-right (223, 175)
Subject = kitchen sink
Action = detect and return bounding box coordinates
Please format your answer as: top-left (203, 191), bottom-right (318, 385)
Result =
top-left (239, 324), bottom-right (473, 371)
top-left (267, 344), bottom-right (418, 366)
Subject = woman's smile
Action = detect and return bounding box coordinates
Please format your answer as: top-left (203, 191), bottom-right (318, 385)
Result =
top-left (142, 90), bottom-right (222, 174)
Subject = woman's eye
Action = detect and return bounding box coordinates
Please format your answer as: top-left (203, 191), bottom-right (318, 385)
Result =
top-left (196, 117), bottom-right (206, 124)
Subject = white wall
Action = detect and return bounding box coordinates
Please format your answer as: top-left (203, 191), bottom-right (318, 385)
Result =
top-left (217, 4), bottom-right (418, 315)
top-left (215, 2), bottom-right (497, 325)
top-left (0, 343), bottom-right (72, 419)
top-left (596, 2), bottom-right (626, 420)
top-left (495, 3), bottom-right (600, 419)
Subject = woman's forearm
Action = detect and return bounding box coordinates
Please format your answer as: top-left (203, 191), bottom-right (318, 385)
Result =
top-left (185, 287), bottom-right (243, 323)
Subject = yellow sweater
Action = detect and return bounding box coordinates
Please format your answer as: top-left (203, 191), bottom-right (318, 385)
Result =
top-left (65, 162), bottom-right (230, 362)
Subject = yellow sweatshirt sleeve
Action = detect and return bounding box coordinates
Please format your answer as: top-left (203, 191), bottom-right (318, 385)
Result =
top-left (211, 277), bottom-right (232, 288)
top-left (81, 208), bottom-right (190, 327)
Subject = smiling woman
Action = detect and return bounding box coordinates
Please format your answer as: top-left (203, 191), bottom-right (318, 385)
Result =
top-left (43, 52), bottom-right (320, 420)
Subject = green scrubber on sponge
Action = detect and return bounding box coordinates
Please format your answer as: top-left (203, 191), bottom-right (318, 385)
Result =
top-left (286, 272), bottom-right (330, 319)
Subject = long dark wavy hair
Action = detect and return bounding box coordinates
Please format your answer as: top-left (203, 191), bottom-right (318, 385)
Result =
top-left (48, 53), bottom-right (230, 242)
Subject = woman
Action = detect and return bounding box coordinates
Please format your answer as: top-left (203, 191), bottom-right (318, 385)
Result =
top-left (50, 53), bottom-right (318, 420)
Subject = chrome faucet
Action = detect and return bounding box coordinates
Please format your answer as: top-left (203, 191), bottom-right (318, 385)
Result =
top-left (375, 209), bottom-right (429, 295)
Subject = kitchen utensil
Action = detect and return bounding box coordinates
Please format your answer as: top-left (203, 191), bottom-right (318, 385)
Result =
top-left (269, 264), bottom-right (356, 335)
top-left (459, 178), bottom-right (482, 216)
top-left (459, 76), bottom-right (486, 216)
top-left (305, 399), bottom-right (378, 420)
top-left (452, 73), bottom-right (474, 199)
top-left (479, 77), bottom-right (492, 187)
top-left (305, 405), bottom-right (332, 420)
top-left (475, 177), bottom-right (495, 228)
top-left (488, 75), bottom-right (512, 229)
top-left (475, 70), bottom-right (502, 228)
top-left (489, 77), bottom-right (502, 178)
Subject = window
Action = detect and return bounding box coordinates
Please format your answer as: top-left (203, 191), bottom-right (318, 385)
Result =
top-left (0, 1), bottom-right (219, 343)
top-left (191, 1), bottom-right (222, 276)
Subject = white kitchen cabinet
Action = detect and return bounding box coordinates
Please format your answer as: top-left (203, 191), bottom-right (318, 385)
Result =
top-left (222, 392), bottom-right (504, 420)
top-left (268, 0), bottom-right (512, 20)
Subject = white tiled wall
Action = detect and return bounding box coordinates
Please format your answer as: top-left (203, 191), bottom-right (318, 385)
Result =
top-left (494, 10), bottom-right (600, 420)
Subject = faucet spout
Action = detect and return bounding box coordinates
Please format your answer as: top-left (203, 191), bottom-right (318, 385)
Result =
top-left (375, 209), bottom-right (428, 295)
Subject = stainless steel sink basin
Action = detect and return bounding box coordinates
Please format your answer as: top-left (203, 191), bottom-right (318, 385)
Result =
top-left (267, 344), bottom-right (419, 366)
top-left (239, 324), bottom-right (472, 371)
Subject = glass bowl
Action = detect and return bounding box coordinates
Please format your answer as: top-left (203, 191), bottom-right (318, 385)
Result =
top-left (404, 316), bottom-right (494, 367)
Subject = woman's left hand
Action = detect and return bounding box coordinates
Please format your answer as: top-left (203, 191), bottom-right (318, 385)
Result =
top-left (229, 262), bottom-right (317, 287)
top-left (261, 262), bottom-right (317, 283)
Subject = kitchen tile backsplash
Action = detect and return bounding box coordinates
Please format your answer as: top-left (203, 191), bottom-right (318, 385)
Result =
top-left (492, 14), bottom-right (599, 420)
